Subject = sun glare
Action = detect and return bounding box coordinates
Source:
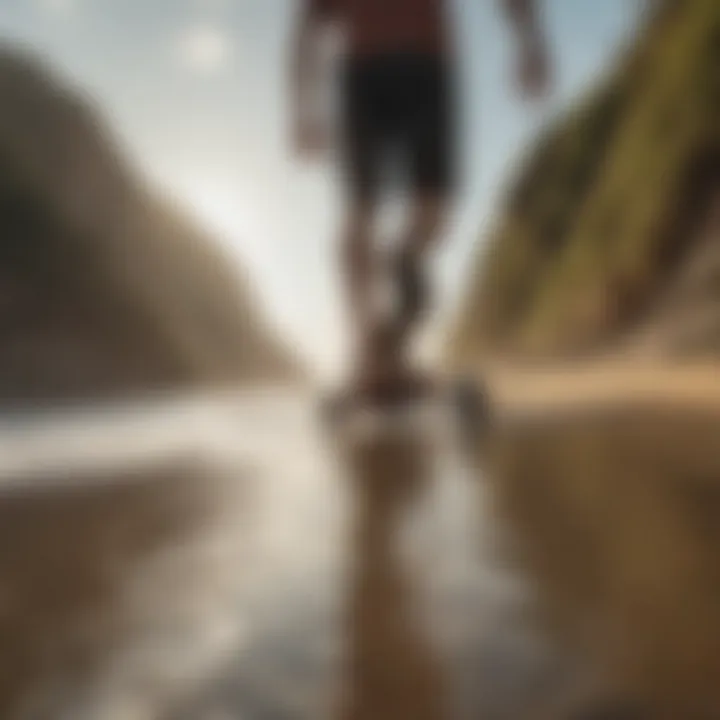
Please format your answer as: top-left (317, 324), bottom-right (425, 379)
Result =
top-left (181, 180), bottom-right (252, 245)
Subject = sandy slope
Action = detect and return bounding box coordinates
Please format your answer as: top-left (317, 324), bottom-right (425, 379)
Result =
top-left (486, 360), bottom-right (720, 413)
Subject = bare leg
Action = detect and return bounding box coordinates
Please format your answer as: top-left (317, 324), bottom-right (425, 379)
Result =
top-left (340, 193), bottom-right (448, 404)
top-left (343, 193), bottom-right (448, 406)
top-left (342, 199), bottom-right (378, 378)
top-left (389, 193), bottom-right (448, 367)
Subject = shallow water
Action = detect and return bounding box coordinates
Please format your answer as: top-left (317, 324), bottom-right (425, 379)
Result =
top-left (0, 389), bottom-right (567, 720)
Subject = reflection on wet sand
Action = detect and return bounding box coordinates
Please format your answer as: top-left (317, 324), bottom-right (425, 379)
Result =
top-left (0, 455), bottom-right (248, 720)
top-left (169, 396), bottom-right (568, 720)
top-left (335, 420), bottom-right (449, 720)
top-left (487, 396), bottom-right (720, 718)
top-left (0, 392), bottom-right (564, 720)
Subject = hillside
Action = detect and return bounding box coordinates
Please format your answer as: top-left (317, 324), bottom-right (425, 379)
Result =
top-left (449, 0), bottom-right (720, 363)
top-left (0, 46), bottom-right (299, 403)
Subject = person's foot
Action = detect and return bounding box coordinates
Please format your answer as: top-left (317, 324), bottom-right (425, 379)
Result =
top-left (342, 304), bottom-right (437, 412)
top-left (353, 362), bottom-right (438, 410)
top-left (353, 319), bottom-right (404, 405)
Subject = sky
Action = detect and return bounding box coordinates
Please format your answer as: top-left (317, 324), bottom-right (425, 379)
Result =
top-left (0, 0), bottom-right (643, 373)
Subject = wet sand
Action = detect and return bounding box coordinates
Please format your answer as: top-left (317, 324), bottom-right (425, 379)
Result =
top-left (0, 391), bottom-right (568, 720)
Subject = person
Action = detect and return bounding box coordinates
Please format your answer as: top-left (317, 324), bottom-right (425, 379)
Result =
top-left (292, 0), bottom-right (552, 403)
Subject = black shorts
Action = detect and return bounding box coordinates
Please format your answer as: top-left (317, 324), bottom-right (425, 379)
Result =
top-left (339, 53), bottom-right (457, 202)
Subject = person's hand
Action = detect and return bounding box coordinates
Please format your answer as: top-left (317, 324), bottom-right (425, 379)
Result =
top-left (293, 118), bottom-right (331, 160)
top-left (516, 34), bottom-right (553, 101)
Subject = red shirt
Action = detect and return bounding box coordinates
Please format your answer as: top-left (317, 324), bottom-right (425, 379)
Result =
top-left (312, 0), bottom-right (449, 56)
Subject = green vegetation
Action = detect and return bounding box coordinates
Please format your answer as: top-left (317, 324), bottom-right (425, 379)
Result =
top-left (450, 0), bottom-right (720, 362)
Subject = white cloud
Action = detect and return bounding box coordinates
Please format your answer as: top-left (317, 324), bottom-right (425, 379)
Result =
top-left (175, 25), bottom-right (232, 74)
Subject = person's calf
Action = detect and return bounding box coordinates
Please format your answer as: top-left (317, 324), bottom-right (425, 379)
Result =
top-left (390, 246), bottom-right (431, 344)
top-left (390, 194), bottom-right (447, 344)
top-left (341, 206), bottom-right (376, 331)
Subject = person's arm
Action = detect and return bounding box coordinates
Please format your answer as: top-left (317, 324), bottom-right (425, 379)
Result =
top-left (502, 0), bottom-right (552, 99)
top-left (291, 0), bottom-right (332, 157)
